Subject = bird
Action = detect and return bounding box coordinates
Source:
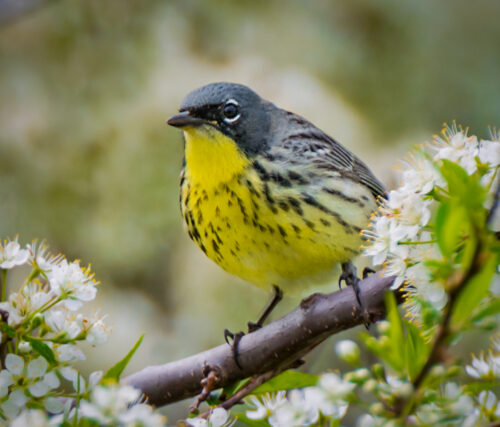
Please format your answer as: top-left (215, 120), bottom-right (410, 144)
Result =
top-left (168, 82), bottom-right (385, 365)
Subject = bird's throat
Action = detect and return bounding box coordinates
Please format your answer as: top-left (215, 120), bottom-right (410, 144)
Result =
top-left (183, 126), bottom-right (250, 189)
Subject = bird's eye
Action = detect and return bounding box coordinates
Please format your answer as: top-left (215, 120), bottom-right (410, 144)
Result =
top-left (222, 100), bottom-right (240, 123)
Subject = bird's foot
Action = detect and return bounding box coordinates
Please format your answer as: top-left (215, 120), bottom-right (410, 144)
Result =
top-left (224, 285), bottom-right (283, 369)
top-left (339, 262), bottom-right (371, 329)
top-left (224, 329), bottom-right (245, 370)
top-left (362, 267), bottom-right (376, 279)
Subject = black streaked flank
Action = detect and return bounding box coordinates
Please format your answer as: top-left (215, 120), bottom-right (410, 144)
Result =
top-left (269, 172), bottom-right (292, 187)
top-left (301, 193), bottom-right (356, 234)
top-left (263, 183), bottom-right (278, 214)
top-left (287, 171), bottom-right (309, 185)
top-left (303, 218), bottom-right (315, 230)
top-left (322, 188), bottom-right (365, 207)
top-left (253, 161), bottom-right (269, 180)
top-left (212, 239), bottom-right (221, 257)
top-left (278, 200), bottom-right (289, 211)
top-left (287, 197), bottom-right (303, 216)
top-left (236, 196), bottom-right (248, 221)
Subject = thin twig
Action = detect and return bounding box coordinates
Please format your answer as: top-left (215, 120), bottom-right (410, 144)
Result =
top-left (205, 368), bottom-right (282, 417)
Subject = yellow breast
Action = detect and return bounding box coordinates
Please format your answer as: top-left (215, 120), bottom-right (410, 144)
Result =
top-left (180, 126), bottom-right (375, 294)
top-left (183, 126), bottom-right (250, 190)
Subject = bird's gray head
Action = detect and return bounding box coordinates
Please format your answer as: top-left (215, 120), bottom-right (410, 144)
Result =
top-left (167, 82), bottom-right (273, 156)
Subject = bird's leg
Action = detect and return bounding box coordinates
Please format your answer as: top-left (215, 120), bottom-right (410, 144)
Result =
top-left (339, 262), bottom-right (370, 328)
top-left (224, 285), bottom-right (283, 369)
top-left (247, 285), bottom-right (283, 332)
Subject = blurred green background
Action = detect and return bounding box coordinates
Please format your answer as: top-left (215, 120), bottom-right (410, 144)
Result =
top-left (1, 0), bottom-right (499, 423)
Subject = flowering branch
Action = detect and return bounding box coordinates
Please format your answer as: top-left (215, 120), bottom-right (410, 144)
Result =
top-left (123, 273), bottom-right (399, 408)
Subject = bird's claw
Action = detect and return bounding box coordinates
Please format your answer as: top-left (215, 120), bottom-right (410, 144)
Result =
top-left (362, 267), bottom-right (376, 279)
top-left (224, 285), bottom-right (283, 370)
top-left (340, 262), bottom-right (371, 329)
top-left (224, 329), bottom-right (245, 369)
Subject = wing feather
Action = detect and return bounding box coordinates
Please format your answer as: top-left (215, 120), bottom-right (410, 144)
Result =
top-left (272, 111), bottom-right (385, 199)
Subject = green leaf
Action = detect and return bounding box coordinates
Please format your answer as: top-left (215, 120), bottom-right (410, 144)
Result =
top-left (439, 160), bottom-right (470, 197)
top-left (463, 381), bottom-right (500, 395)
top-left (28, 338), bottom-right (57, 365)
top-left (385, 292), bottom-right (405, 372)
top-left (0, 322), bottom-right (16, 338)
top-left (252, 371), bottom-right (318, 394)
top-left (472, 297), bottom-right (500, 323)
top-left (103, 334), bottom-right (144, 383)
top-left (404, 320), bottom-right (430, 381)
top-left (222, 379), bottom-right (250, 399)
top-left (451, 254), bottom-right (497, 327)
top-left (235, 413), bottom-right (271, 427)
top-left (435, 201), bottom-right (469, 257)
top-left (76, 418), bottom-right (100, 427)
top-left (439, 160), bottom-right (486, 210)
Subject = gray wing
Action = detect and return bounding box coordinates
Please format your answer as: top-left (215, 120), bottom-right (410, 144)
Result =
top-left (268, 111), bottom-right (386, 199)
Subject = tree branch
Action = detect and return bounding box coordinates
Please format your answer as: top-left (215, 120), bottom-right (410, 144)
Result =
top-left (123, 274), bottom-right (399, 408)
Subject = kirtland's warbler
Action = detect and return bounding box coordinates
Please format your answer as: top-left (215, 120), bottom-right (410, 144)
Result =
top-left (168, 82), bottom-right (385, 340)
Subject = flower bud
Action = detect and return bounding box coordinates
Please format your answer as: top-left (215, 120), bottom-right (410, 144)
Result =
top-left (335, 339), bottom-right (360, 365)
top-left (353, 368), bottom-right (371, 382)
top-left (396, 383), bottom-right (414, 398)
top-left (429, 365), bottom-right (445, 378)
top-left (376, 321), bottom-right (391, 334)
top-left (378, 336), bottom-right (390, 347)
top-left (363, 379), bottom-right (377, 393)
top-left (369, 402), bottom-right (385, 415)
top-left (371, 364), bottom-right (385, 379)
top-left (18, 341), bottom-right (32, 353)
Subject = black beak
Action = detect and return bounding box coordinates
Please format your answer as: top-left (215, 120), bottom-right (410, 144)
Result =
top-left (167, 111), bottom-right (207, 128)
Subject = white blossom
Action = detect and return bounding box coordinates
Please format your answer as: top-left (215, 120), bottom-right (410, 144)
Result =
top-left (77, 313), bottom-right (111, 345)
top-left (2, 389), bottom-right (28, 419)
top-left (319, 373), bottom-right (356, 399)
top-left (399, 155), bottom-right (443, 195)
top-left (478, 139), bottom-right (500, 168)
top-left (0, 237), bottom-right (29, 269)
top-left (302, 386), bottom-right (348, 419)
top-left (78, 385), bottom-right (164, 426)
top-left (357, 414), bottom-right (390, 427)
top-left (433, 129), bottom-right (479, 174)
top-left (478, 391), bottom-right (500, 418)
top-left (11, 409), bottom-right (50, 427)
top-left (118, 403), bottom-right (166, 426)
top-left (45, 309), bottom-right (81, 340)
top-left (246, 392), bottom-right (287, 420)
top-left (0, 283), bottom-right (52, 326)
top-left (363, 216), bottom-right (408, 265)
top-left (55, 343), bottom-right (86, 363)
top-left (466, 351), bottom-right (500, 379)
top-left (268, 389), bottom-right (319, 427)
top-left (27, 241), bottom-right (64, 275)
top-left (187, 408), bottom-right (232, 427)
top-left (47, 260), bottom-right (98, 310)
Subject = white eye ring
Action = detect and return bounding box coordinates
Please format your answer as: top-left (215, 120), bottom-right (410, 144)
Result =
top-left (223, 99), bottom-right (240, 123)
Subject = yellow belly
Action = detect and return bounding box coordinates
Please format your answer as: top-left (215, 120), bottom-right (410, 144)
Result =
top-left (180, 126), bottom-right (376, 293)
